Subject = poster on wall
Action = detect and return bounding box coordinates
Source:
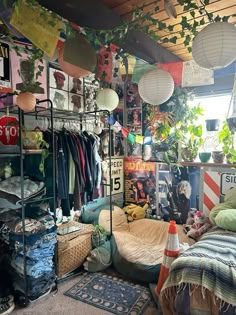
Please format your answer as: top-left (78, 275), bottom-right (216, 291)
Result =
top-left (0, 42), bottom-right (12, 93)
top-left (84, 74), bottom-right (99, 112)
top-left (11, 49), bottom-right (47, 102)
top-left (113, 108), bottom-right (124, 157)
top-left (124, 157), bottom-right (157, 211)
top-left (125, 82), bottom-right (144, 158)
top-left (106, 158), bottom-right (124, 196)
top-left (49, 63), bottom-right (84, 112)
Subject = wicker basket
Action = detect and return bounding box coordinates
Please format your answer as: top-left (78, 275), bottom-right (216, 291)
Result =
top-left (57, 221), bottom-right (93, 277)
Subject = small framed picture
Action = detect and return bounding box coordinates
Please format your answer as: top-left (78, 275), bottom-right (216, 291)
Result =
top-left (68, 76), bottom-right (83, 95)
top-left (68, 93), bottom-right (84, 112)
top-left (50, 88), bottom-right (69, 110)
top-left (49, 64), bottom-right (69, 91)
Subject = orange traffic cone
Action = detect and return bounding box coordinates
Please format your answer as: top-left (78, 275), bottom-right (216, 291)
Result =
top-left (155, 220), bottom-right (180, 296)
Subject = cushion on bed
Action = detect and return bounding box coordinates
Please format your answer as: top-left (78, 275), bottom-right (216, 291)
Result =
top-left (99, 206), bottom-right (129, 233)
top-left (209, 187), bottom-right (236, 225)
top-left (111, 219), bottom-right (195, 283)
top-left (215, 209), bottom-right (236, 232)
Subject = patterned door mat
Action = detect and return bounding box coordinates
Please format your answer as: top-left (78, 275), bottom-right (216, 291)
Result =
top-left (64, 271), bottom-right (151, 315)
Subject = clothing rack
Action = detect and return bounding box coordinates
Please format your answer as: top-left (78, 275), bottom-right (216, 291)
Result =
top-left (0, 98), bottom-right (57, 305)
top-left (0, 99), bottom-right (113, 297)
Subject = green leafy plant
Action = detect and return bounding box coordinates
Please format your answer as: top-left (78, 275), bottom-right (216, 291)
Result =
top-left (218, 120), bottom-right (236, 164)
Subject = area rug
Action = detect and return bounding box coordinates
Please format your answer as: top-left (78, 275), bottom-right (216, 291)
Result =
top-left (64, 271), bottom-right (151, 315)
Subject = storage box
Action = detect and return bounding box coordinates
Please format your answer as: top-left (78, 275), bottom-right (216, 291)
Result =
top-left (57, 221), bottom-right (93, 277)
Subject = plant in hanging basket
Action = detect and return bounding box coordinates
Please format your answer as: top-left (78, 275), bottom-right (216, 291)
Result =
top-left (205, 119), bottom-right (220, 132)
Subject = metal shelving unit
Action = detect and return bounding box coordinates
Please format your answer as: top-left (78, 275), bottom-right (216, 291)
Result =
top-left (0, 99), bottom-right (113, 295)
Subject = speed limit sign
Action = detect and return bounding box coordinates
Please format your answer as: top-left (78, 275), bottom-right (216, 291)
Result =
top-left (106, 158), bottom-right (124, 196)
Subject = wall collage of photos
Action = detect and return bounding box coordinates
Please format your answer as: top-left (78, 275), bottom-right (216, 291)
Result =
top-left (124, 81), bottom-right (201, 224)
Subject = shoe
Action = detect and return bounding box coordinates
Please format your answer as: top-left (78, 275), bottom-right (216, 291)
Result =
top-left (0, 296), bottom-right (14, 305)
top-left (0, 302), bottom-right (15, 315)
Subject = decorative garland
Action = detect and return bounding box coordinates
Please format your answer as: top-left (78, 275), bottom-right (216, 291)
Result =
top-left (107, 115), bottom-right (152, 145)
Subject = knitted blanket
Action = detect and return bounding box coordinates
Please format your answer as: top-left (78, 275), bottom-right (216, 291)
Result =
top-left (160, 227), bottom-right (236, 314)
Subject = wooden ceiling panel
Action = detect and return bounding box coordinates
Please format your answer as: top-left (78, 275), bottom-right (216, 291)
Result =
top-left (102, 0), bottom-right (236, 61)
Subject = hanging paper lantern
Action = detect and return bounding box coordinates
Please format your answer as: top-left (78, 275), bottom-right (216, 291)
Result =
top-left (58, 34), bottom-right (97, 78)
top-left (138, 69), bottom-right (174, 105)
top-left (94, 124), bottom-right (103, 135)
top-left (192, 22), bottom-right (236, 70)
top-left (96, 88), bottom-right (119, 111)
top-left (16, 92), bottom-right (36, 111)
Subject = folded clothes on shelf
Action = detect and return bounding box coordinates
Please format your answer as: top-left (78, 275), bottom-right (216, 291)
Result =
top-left (0, 177), bottom-right (45, 205)
top-left (11, 255), bottom-right (54, 278)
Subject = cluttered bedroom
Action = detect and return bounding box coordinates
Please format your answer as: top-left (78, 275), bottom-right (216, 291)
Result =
top-left (0, 0), bottom-right (236, 314)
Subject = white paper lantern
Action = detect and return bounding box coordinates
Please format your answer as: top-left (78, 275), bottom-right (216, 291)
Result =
top-left (94, 123), bottom-right (103, 135)
top-left (192, 22), bottom-right (236, 70)
top-left (138, 69), bottom-right (174, 105)
top-left (96, 88), bottom-right (119, 111)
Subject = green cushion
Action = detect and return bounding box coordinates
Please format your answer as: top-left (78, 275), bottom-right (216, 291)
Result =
top-left (215, 209), bottom-right (236, 232)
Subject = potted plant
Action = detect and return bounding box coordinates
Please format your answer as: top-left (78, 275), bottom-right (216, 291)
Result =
top-left (171, 103), bottom-right (204, 162)
top-left (218, 120), bottom-right (236, 164)
top-left (181, 124), bottom-right (203, 162)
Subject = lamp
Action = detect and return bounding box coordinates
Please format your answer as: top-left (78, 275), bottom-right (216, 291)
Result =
top-left (16, 92), bottom-right (36, 111)
top-left (192, 22), bottom-right (236, 70)
top-left (138, 68), bottom-right (174, 105)
top-left (96, 88), bottom-right (119, 111)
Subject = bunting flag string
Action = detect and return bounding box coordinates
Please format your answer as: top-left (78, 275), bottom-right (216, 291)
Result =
top-left (107, 115), bottom-right (153, 145)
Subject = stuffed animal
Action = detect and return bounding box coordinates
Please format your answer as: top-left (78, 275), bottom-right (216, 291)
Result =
top-left (122, 203), bottom-right (149, 222)
top-left (186, 211), bottom-right (211, 240)
top-left (185, 208), bottom-right (198, 225)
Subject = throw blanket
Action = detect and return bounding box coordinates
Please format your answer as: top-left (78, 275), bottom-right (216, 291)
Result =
top-left (160, 227), bottom-right (236, 315)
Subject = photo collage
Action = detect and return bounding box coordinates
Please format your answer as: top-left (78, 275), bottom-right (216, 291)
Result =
top-left (126, 82), bottom-right (144, 157)
top-left (49, 63), bottom-right (84, 112)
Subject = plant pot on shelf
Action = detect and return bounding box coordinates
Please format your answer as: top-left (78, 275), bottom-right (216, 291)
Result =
top-left (205, 119), bottom-right (220, 131)
top-left (181, 148), bottom-right (197, 162)
top-left (22, 131), bottom-right (43, 150)
top-left (212, 151), bottom-right (225, 163)
top-left (199, 152), bottom-right (211, 163)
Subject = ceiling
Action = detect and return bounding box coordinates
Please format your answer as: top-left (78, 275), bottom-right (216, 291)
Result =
top-left (101, 0), bottom-right (236, 61)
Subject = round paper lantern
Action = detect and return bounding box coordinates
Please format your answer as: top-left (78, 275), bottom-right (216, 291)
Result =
top-left (58, 34), bottom-right (97, 78)
top-left (192, 22), bottom-right (236, 70)
top-left (96, 88), bottom-right (119, 111)
top-left (94, 124), bottom-right (103, 135)
top-left (138, 69), bottom-right (174, 105)
top-left (16, 92), bottom-right (36, 111)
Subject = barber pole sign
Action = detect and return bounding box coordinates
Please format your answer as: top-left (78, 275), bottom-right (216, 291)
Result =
top-left (203, 171), bottom-right (220, 215)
